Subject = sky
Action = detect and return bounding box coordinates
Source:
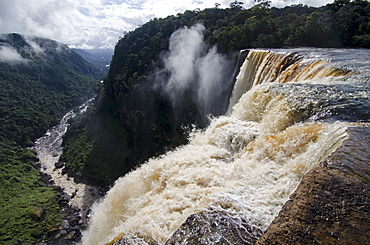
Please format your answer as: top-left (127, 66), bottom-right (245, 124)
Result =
top-left (0, 0), bottom-right (334, 50)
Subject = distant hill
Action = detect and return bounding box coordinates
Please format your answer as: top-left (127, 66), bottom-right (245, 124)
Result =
top-left (0, 33), bottom-right (104, 146)
top-left (72, 48), bottom-right (113, 72)
top-left (0, 33), bottom-right (104, 244)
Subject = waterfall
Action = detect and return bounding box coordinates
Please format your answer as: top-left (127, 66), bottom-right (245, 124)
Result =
top-left (228, 50), bottom-right (348, 112)
top-left (81, 49), bottom-right (369, 245)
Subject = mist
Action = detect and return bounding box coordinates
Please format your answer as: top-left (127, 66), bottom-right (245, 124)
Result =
top-left (0, 45), bottom-right (27, 63)
top-left (152, 23), bottom-right (235, 119)
top-left (24, 36), bottom-right (44, 54)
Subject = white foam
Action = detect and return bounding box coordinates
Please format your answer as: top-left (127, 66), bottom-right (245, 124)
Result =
top-left (82, 110), bottom-right (347, 244)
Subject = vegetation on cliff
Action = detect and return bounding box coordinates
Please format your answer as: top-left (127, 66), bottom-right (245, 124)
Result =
top-left (61, 0), bottom-right (370, 187)
top-left (0, 33), bottom-right (103, 244)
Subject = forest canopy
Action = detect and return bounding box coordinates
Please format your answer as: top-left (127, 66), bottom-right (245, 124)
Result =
top-left (107, 0), bottom-right (370, 103)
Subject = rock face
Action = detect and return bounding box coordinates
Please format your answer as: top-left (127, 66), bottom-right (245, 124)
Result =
top-left (257, 125), bottom-right (370, 245)
top-left (256, 166), bottom-right (370, 245)
top-left (165, 210), bottom-right (263, 245)
top-left (29, 206), bottom-right (44, 221)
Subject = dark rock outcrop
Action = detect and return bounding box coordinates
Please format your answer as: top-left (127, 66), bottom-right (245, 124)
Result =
top-left (29, 206), bottom-right (44, 221)
top-left (55, 161), bottom-right (65, 169)
top-left (165, 210), bottom-right (263, 245)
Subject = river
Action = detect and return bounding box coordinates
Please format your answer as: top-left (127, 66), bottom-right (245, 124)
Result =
top-left (32, 98), bottom-right (102, 225)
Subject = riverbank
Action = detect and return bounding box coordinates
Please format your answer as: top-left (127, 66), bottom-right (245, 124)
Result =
top-left (32, 100), bottom-right (104, 244)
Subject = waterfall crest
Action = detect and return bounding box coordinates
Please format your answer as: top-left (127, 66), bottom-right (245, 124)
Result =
top-left (81, 49), bottom-right (368, 245)
top-left (228, 50), bottom-right (349, 112)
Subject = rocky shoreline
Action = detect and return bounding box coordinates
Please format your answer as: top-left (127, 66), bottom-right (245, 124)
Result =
top-left (29, 100), bottom-right (105, 244)
top-left (29, 162), bottom-right (104, 244)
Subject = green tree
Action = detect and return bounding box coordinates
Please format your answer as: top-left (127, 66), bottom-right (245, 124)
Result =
top-left (252, 0), bottom-right (271, 20)
top-left (230, 0), bottom-right (244, 9)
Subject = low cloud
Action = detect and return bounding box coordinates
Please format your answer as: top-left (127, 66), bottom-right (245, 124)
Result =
top-left (24, 36), bottom-right (44, 54)
top-left (0, 45), bottom-right (27, 63)
top-left (0, 0), bottom-right (332, 49)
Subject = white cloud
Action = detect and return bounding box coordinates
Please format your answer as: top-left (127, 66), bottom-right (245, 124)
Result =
top-left (24, 36), bottom-right (44, 53)
top-left (0, 45), bottom-right (27, 63)
top-left (0, 0), bottom-right (333, 49)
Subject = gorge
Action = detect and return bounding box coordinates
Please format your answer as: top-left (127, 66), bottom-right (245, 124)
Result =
top-left (0, 33), bottom-right (103, 244)
top-left (81, 48), bottom-right (370, 244)
top-left (1, 1), bottom-right (370, 244)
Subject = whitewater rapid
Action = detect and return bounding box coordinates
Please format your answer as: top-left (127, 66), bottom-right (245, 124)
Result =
top-left (80, 48), bottom-right (370, 244)
top-left (82, 109), bottom-right (348, 245)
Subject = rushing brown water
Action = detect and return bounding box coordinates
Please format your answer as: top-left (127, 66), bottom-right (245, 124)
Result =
top-left (82, 49), bottom-right (370, 244)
